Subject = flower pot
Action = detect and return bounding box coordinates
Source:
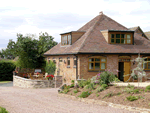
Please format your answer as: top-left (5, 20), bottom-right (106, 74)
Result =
top-left (133, 80), bottom-right (138, 82)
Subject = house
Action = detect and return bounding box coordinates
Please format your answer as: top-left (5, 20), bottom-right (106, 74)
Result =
top-left (129, 26), bottom-right (149, 40)
top-left (44, 12), bottom-right (150, 84)
top-left (145, 31), bottom-right (150, 39)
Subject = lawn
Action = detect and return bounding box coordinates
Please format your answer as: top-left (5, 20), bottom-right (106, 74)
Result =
top-left (0, 81), bottom-right (11, 84)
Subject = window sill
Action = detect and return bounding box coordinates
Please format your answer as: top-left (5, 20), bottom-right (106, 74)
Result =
top-left (88, 70), bottom-right (105, 72)
top-left (67, 66), bottom-right (70, 68)
top-left (144, 70), bottom-right (150, 71)
top-left (73, 66), bottom-right (76, 68)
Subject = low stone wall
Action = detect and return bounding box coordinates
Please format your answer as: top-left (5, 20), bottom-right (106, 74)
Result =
top-left (13, 75), bottom-right (62, 88)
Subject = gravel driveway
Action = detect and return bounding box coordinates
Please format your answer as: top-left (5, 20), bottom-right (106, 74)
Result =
top-left (0, 86), bottom-right (138, 113)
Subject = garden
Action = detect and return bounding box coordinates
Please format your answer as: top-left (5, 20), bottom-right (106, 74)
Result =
top-left (59, 70), bottom-right (150, 109)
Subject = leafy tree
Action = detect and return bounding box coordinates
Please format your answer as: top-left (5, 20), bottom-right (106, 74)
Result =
top-left (38, 32), bottom-right (58, 54)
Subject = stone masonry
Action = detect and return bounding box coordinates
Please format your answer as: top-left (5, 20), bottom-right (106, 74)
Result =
top-left (13, 75), bottom-right (62, 88)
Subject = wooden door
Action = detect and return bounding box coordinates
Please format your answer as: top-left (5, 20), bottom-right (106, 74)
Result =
top-left (124, 62), bottom-right (131, 82)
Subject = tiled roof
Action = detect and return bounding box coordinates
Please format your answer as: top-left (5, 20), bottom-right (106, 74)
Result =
top-left (145, 31), bottom-right (150, 39)
top-left (44, 13), bottom-right (150, 55)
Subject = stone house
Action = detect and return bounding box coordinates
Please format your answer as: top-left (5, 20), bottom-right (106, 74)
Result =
top-left (44, 12), bottom-right (150, 84)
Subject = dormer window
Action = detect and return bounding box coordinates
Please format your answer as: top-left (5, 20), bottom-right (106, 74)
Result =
top-left (101, 30), bottom-right (134, 45)
top-left (61, 35), bottom-right (71, 45)
top-left (110, 33), bottom-right (132, 44)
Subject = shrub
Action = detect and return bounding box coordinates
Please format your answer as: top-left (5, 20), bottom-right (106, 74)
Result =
top-left (85, 83), bottom-right (96, 90)
top-left (96, 86), bottom-right (105, 93)
top-left (63, 89), bottom-right (69, 94)
top-left (102, 92), bottom-right (113, 99)
top-left (133, 89), bottom-right (140, 94)
top-left (96, 94), bottom-right (99, 97)
top-left (116, 92), bottom-right (121, 95)
top-left (78, 91), bottom-right (92, 98)
top-left (126, 96), bottom-right (138, 101)
top-left (70, 84), bottom-right (74, 88)
top-left (0, 106), bottom-right (9, 113)
top-left (101, 84), bottom-right (108, 89)
top-left (0, 60), bottom-right (16, 81)
top-left (71, 80), bottom-right (74, 84)
top-left (123, 88), bottom-right (134, 94)
top-left (78, 78), bottom-right (91, 88)
top-left (145, 85), bottom-right (150, 92)
top-left (98, 71), bottom-right (117, 85)
top-left (73, 89), bottom-right (78, 94)
top-left (127, 84), bottom-right (134, 89)
top-left (45, 60), bottom-right (56, 75)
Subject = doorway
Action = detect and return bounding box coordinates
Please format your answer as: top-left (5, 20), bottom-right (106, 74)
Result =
top-left (118, 58), bottom-right (131, 82)
top-left (118, 62), bottom-right (124, 81)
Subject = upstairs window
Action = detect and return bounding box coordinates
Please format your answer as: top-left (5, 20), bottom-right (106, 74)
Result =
top-left (61, 35), bottom-right (71, 45)
top-left (110, 33), bottom-right (132, 44)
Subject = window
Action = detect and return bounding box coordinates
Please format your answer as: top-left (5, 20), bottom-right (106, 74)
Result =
top-left (53, 57), bottom-right (56, 64)
top-left (61, 35), bottom-right (71, 45)
top-left (59, 57), bottom-right (63, 62)
top-left (88, 57), bottom-right (106, 71)
top-left (67, 57), bottom-right (70, 67)
top-left (143, 58), bottom-right (150, 70)
top-left (48, 58), bottom-right (50, 64)
top-left (74, 57), bottom-right (77, 66)
top-left (110, 33), bottom-right (132, 44)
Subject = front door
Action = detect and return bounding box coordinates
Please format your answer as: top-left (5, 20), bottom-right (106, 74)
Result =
top-left (124, 62), bottom-right (131, 82)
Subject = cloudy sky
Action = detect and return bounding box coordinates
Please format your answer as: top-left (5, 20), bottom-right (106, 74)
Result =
top-left (0, 0), bottom-right (150, 50)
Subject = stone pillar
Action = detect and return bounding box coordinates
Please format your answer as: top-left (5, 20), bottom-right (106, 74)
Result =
top-left (55, 76), bottom-right (62, 88)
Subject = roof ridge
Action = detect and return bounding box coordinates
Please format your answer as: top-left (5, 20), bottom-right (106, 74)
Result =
top-left (78, 14), bottom-right (103, 52)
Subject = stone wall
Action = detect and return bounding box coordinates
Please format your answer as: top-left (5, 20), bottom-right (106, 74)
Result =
top-left (47, 55), bottom-right (77, 84)
top-left (13, 75), bottom-right (62, 88)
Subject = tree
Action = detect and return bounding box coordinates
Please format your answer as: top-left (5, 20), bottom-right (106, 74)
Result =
top-left (38, 32), bottom-right (58, 54)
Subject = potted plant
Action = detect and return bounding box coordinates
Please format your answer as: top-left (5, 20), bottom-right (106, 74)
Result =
top-left (13, 71), bottom-right (18, 76)
top-left (46, 75), bottom-right (54, 80)
top-left (23, 74), bottom-right (28, 79)
top-left (132, 74), bottom-right (138, 82)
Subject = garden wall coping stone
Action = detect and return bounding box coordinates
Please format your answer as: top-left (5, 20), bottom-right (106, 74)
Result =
top-left (58, 93), bottom-right (150, 113)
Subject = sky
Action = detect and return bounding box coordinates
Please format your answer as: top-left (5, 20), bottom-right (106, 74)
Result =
top-left (0, 0), bottom-right (150, 51)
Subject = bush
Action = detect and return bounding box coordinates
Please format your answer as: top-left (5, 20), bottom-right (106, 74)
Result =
top-left (73, 89), bottom-right (78, 94)
top-left (85, 83), bottom-right (96, 90)
top-left (96, 86), bottom-right (105, 93)
top-left (92, 71), bottom-right (117, 85)
top-left (101, 84), bottom-right (108, 89)
top-left (102, 92), bottom-right (113, 99)
top-left (127, 84), bottom-right (134, 89)
top-left (78, 91), bottom-right (92, 98)
top-left (45, 60), bottom-right (56, 75)
top-left (63, 89), bottom-right (69, 94)
top-left (0, 106), bottom-right (9, 113)
top-left (78, 79), bottom-right (91, 88)
top-left (70, 84), bottom-right (74, 88)
top-left (0, 60), bottom-right (16, 81)
top-left (126, 96), bottom-right (138, 101)
top-left (71, 80), bottom-right (74, 84)
top-left (145, 85), bottom-right (150, 92)
top-left (133, 89), bottom-right (140, 94)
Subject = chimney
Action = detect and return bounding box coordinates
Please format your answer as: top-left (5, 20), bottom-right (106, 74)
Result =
top-left (99, 11), bottom-right (103, 15)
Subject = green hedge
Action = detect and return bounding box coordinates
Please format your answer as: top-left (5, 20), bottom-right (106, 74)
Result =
top-left (0, 60), bottom-right (16, 81)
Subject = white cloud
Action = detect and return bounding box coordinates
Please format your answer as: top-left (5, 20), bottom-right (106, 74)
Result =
top-left (0, 0), bottom-right (150, 49)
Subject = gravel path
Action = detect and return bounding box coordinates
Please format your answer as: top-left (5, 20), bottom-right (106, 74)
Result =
top-left (0, 87), bottom-right (138, 113)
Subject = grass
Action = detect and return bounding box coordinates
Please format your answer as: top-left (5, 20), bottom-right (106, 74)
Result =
top-left (0, 81), bottom-right (11, 84)
top-left (0, 106), bottom-right (9, 113)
